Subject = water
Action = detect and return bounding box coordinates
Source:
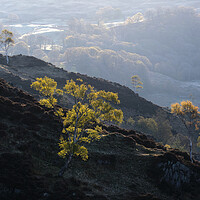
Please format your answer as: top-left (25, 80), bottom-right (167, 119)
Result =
top-left (5, 23), bottom-right (66, 38)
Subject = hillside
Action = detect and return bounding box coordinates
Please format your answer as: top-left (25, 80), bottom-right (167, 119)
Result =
top-left (1, 54), bottom-right (197, 152)
top-left (1, 78), bottom-right (200, 200)
top-left (0, 54), bottom-right (162, 118)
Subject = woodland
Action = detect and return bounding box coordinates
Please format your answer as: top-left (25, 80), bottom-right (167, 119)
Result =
top-left (0, 3), bottom-right (200, 199)
top-left (1, 7), bottom-right (200, 106)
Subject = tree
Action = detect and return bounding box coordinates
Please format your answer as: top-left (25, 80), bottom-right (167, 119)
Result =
top-left (0, 29), bottom-right (14, 64)
top-left (136, 116), bottom-right (158, 135)
top-left (125, 12), bottom-right (144, 24)
top-left (126, 117), bottom-right (135, 126)
top-left (131, 75), bottom-right (143, 92)
top-left (167, 133), bottom-right (188, 152)
top-left (171, 100), bottom-right (200, 162)
top-left (31, 77), bottom-right (123, 176)
top-left (153, 110), bottom-right (173, 144)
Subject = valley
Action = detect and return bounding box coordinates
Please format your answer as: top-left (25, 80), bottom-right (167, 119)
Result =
top-left (1, 1), bottom-right (200, 199)
top-left (1, 2), bottom-right (200, 108)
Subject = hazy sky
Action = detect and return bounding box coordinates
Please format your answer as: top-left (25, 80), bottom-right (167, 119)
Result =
top-left (1, 0), bottom-right (200, 24)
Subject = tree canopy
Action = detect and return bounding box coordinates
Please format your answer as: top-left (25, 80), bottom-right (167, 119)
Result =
top-left (0, 29), bottom-right (14, 64)
top-left (31, 76), bottom-right (123, 175)
top-left (171, 100), bottom-right (200, 162)
top-left (131, 75), bottom-right (143, 92)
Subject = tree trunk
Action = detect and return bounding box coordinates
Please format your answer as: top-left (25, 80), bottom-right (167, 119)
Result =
top-left (58, 154), bottom-right (73, 176)
top-left (6, 52), bottom-right (9, 64)
top-left (189, 137), bottom-right (193, 163)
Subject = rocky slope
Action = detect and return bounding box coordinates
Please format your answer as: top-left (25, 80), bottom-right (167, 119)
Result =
top-left (0, 77), bottom-right (200, 199)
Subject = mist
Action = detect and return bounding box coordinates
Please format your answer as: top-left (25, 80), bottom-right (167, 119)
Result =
top-left (1, 0), bottom-right (200, 107)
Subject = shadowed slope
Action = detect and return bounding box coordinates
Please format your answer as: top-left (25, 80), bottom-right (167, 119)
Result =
top-left (0, 78), bottom-right (200, 200)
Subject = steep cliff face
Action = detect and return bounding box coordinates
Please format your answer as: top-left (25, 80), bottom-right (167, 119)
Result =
top-left (0, 78), bottom-right (200, 200)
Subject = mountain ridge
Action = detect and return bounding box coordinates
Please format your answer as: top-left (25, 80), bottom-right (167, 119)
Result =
top-left (0, 54), bottom-right (162, 117)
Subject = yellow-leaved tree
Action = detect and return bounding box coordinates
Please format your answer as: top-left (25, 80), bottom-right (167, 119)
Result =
top-left (131, 75), bottom-right (143, 92)
top-left (171, 100), bottom-right (200, 162)
top-left (31, 76), bottom-right (123, 176)
top-left (0, 29), bottom-right (14, 64)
